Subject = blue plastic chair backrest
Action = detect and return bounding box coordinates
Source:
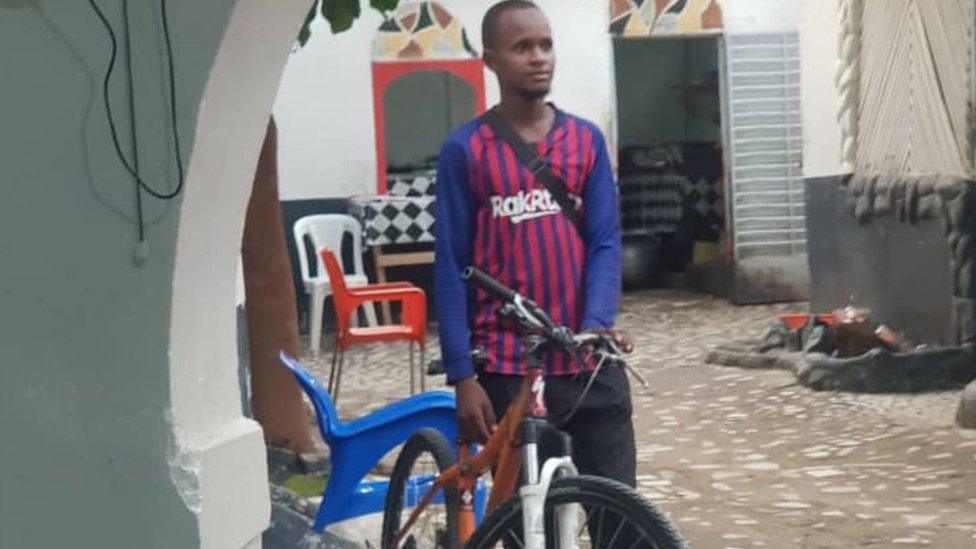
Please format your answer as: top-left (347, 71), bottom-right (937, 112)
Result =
top-left (278, 352), bottom-right (340, 441)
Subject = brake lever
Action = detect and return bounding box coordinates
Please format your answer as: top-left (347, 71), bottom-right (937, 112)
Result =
top-left (575, 333), bottom-right (649, 389)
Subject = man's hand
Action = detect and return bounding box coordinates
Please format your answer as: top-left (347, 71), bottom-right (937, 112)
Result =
top-left (584, 327), bottom-right (635, 354)
top-left (455, 377), bottom-right (497, 444)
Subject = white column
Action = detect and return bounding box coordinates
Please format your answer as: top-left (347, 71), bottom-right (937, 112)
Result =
top-left (167, 0), bottom-right (311, 547)
top-left (800, 0), bottom-right (848, 178)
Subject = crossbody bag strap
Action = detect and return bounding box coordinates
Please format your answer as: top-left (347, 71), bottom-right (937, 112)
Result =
top-left (482, 108), bottom-right (583, 236)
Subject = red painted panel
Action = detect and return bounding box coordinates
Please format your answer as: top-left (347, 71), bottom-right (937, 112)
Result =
top-left (371, 58), bottom-right (486, 194)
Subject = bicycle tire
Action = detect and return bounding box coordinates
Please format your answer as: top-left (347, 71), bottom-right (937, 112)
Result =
top-left (464, 475), bottom-right (685, 549)
top-left (382, 428), bottom-right (460, 549)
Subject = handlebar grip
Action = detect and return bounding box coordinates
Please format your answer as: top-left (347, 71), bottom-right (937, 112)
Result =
top-left (462, 267), bottom-right (517, 301)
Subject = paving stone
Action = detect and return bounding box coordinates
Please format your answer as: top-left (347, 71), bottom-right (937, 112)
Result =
top-left (298, 289), bottom-right (976, 548)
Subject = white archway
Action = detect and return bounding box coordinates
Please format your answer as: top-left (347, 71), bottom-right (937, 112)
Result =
top-left (166, 0), bottom-right (310, 545)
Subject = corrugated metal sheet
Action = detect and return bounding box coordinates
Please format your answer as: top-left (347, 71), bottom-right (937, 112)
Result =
top-left (726, 33), bottom-right (806, 261)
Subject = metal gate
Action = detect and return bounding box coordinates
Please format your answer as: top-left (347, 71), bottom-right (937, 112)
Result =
top-left (723, 32), bottom-right (809, 304)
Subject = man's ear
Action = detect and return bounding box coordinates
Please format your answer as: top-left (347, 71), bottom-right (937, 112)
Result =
top-left (482, 50), bottom-right (496, 73)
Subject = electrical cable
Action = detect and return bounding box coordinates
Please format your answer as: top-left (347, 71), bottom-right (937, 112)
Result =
top-left (85, 0), bottom-right (185, 201)
top-left (120, 0), bottom-right (145, 242)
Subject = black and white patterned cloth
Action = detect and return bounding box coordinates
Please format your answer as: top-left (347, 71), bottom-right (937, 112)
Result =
top-left (349, 167), bottom-right (439, 246)
top-left (387, 168), bottom-right (437, 197)
top-left (685, 176), bottom-right (724, 221)
top-left (352, 195), bottom-right (436, 246)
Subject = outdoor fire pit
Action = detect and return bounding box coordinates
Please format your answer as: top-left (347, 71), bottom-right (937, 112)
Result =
top-left (708, 309), bottom-right (976, 393)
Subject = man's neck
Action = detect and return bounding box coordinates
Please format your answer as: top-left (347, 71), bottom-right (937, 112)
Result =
top-left (497, 91), bottom-right (554, 141)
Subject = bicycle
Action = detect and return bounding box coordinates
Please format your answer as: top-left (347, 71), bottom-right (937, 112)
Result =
top-left (381, 267), bottom-right (685, 548)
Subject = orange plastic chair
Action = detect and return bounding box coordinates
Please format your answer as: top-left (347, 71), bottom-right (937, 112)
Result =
top-left (319, 248), bottom-right (428, 403)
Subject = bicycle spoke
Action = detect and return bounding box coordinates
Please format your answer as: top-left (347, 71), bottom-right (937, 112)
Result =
top-left (625, 535), bottom-right (651, 549)
top-left (399, 456), bottom-right (445, 546)
top-left (504, 528), bottom-right (526, 549)
top-left (604, 514), bottom-right (629, 548)
top-left (577, 507), bottom-right (595, 538)
top-left (594, 507), bottom-right (606, 546)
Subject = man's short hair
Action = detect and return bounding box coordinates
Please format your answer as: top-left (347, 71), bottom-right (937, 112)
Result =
top-left (482, 0), bottom-right (541, 50)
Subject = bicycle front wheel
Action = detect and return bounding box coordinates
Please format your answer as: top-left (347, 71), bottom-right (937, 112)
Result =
top-left (464, 475), bottom-right (685, 549)
top-left (381, 428), bottom-right (460, 549)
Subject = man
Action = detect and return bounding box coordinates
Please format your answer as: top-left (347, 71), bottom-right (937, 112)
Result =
top-left (433, 0), bottom-right (636, 489)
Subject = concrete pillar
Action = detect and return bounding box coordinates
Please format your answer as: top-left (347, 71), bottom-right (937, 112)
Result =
top-left (0, 0), bottom-right (309, 546)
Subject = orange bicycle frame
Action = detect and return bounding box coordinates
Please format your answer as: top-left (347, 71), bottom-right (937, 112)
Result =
top-left (390, 370), bottom-right (542, 547)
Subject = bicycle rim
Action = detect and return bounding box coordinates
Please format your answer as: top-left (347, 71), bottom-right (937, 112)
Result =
top-left (382, 429), bottom-right (459, 548)
top-left (464, 475), bottom-right (685, 549)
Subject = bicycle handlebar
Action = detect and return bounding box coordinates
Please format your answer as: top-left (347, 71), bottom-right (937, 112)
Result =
top-left (464, 266), bottom-right (590, 351)
top-left (463, 265), bottom-right (646, 388)
top-left (462, 267), bottom-right (517, 302)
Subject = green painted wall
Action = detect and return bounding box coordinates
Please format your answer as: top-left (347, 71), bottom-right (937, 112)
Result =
top-left (0, 0), bottom-right (237, 546)
top-left (613, 36), bottom-right (721, 148)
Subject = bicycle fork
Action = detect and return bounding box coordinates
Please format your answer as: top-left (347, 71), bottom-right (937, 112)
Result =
top-left (518, 345), bottom-right (582, 549)
top-left (519, 417), bottom-right (581, 549)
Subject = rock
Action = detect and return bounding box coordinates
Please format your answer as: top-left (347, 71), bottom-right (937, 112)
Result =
top-left (267, 445), bottom-right (329, 485)
top-left (705, 349), bottom-right (800, 371)
top-left (796, 346), bottom-right (976, 393)
top-left (263, 502), bottom-right (358, 549)
top-left (917, 193), bottom-right (939, 220)
top-left (956, 381), bottom-right (976, 429)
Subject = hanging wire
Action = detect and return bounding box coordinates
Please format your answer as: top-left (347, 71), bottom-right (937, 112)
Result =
top-left (85, 0), bottom-right (185, 201)
top-left (120, 0), bottom-right (145, 241)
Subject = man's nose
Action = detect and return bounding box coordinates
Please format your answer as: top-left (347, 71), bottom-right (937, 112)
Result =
top-left (529, 47), bottom-right (550, 64)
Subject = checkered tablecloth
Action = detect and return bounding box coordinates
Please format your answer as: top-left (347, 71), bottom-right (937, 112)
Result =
top-left (387, 168), bottom-right (436, 197)
top-left (351, 195), bottom-right (436, 246)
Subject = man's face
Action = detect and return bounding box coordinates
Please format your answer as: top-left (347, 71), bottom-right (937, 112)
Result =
top-left (484, 8), bottom-right (555, 100)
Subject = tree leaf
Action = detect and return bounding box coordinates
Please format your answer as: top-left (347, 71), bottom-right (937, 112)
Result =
top-left (321, 0), bottom-right (361, 34)
top-left (297, 2), bottom-right (318, 47)
top-left (370, 0), bottom-right (399, 13)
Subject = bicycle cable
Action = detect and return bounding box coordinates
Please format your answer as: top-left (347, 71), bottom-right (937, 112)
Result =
top-left (548, 344), bottom-right (614, 428)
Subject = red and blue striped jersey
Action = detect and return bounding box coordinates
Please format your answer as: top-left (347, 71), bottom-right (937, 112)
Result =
top-left (434, 106), bottom-right (622, 382)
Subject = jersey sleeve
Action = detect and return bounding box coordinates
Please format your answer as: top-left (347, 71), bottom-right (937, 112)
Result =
top-left (580, 128), bottom-right (623, 329)
top-left (433, 138), bottom-right (476, 383)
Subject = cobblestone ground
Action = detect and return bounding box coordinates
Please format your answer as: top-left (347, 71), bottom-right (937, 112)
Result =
top-left (300, 290), bottom-right (976, 548)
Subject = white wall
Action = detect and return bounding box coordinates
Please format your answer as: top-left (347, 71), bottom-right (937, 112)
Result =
top-left (272, 0), bottom-right (807, 201)
top-left (799, 0), bottom-right (843, 177)
top-left (273, 0), bottom-right (615, 200)
top-left (723, 0), bottom-right (802, 34)
top-left (273, 10), bottom-right (382, 200)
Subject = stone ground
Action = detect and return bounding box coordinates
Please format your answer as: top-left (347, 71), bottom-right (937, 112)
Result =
top-left (298, 290), bottom-right (976, 548)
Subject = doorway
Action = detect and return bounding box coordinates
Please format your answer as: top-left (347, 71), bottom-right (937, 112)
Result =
top-left (613, 35), bottom-right (726, 290)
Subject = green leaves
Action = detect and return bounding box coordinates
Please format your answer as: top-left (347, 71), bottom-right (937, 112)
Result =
top-left (295, 0), bottom-right (400, 47)
top-left (321, 0), bottom-right (361, 34)
top-left (297, 3), bottom-right (318, 47)
top-left (370, 0), bottom-right (399, 12)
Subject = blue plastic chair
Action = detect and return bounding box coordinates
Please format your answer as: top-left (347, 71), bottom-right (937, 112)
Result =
top-left (278, 352), bottom-right (460, 531)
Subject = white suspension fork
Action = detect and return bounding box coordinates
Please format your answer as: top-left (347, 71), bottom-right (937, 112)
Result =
top-left (519, 455), bottom-right (579, 549)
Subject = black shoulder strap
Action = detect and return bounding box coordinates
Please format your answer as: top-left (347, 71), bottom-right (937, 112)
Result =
top-left (482, 108), bottom-right (583, 236)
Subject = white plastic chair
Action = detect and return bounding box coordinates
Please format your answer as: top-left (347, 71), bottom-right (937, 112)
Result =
top-left (293, 214), bottom-right (378, 355)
